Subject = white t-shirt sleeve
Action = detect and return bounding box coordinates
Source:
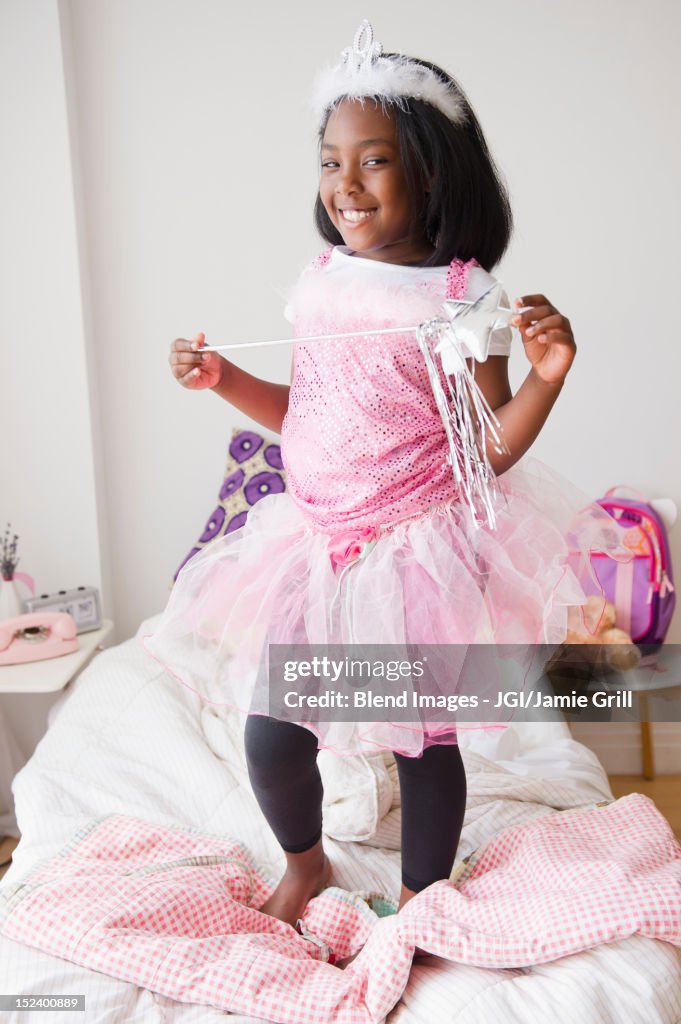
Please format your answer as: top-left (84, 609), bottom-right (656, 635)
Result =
top-left (282, 260), bottom-right (315, 324)
top-left (463, 266), bottom-right (513, 358)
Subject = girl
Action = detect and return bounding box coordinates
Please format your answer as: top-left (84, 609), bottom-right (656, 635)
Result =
top-left (144, 22), bottom-right (625, 966)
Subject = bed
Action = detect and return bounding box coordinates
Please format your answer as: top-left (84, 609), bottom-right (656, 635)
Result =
top-left (1, 608), bottom-right (680, 1024)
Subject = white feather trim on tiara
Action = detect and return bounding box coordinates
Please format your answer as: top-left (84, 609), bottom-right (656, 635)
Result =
top-left (312, 20), bottom-right (468, 126)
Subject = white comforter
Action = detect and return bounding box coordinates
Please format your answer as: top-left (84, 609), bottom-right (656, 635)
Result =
top-left (1, 615), bottom-right (680, 1023)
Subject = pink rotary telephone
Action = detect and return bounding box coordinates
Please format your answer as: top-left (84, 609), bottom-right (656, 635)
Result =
top-left (0, 612), bottom-right (80, 665)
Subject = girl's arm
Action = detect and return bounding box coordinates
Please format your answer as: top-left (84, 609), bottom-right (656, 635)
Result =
top-left (210, 359), bottom-right (290, 435)
top-left (171, 333), bottom-right (290, 434)
top-left (471, 356), bottom-right (564, 476)
top-left (469, 293), bottom-right (576, 476)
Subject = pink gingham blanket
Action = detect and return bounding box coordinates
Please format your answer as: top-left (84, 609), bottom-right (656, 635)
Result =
top-left (1, 794), bottom-right (679, 1024)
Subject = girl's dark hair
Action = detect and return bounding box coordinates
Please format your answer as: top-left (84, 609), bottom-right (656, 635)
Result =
top-left (313, 55), bottom-right (513, 271)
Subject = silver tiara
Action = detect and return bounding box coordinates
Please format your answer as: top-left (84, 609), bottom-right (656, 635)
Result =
top-left (312, 20), bottom-right (467, 126)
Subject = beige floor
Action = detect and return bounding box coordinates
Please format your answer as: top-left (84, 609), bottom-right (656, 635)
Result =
top-left (0, 834), bottom-right (19, 882)
top-left (1, 776), bottom-right (679, 883)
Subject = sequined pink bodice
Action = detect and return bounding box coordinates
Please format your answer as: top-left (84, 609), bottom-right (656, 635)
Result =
top-left (280, 247), bottom-right (481, 533)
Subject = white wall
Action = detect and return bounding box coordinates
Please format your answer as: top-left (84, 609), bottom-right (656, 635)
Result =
top-left (1, 0), bottom-right (109, 611)
top-left (0, 0), bottom-right (114, 828)
top-left (2, 0), bottom-right (680, 771)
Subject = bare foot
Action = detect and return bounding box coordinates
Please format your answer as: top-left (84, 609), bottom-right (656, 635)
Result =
top-left (337, 944), bottom-right (429, 969)
top-left (397, 882), bottom-right (417, 913)
top-left (258, 852), bottom-right (332, 929)
top-left (337, 884), bottom-right (424, 968)
top-left (336, 947), bottom-right (363, 969)
top-left (398, 883), bottom-right (430, 959)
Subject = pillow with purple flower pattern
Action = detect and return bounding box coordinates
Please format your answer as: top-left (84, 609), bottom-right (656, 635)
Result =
top-left (173, 427), bottom-right (286, 583)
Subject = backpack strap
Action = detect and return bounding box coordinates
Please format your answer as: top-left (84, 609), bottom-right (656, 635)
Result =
top-left (445, 257), bottom-right (481, 300)
top-left (603, 484), bottom-right (649, 502)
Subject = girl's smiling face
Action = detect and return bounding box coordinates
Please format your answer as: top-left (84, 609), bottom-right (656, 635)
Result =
top-left (319, 99), bottom-right (433, 265)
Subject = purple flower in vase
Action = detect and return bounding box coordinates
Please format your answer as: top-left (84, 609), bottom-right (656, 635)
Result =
top-left (1, 522), bottom-right (20, 581)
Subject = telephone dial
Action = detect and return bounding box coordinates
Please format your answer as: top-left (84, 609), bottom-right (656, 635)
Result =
top-left (0, 612), bottom-right (80, 665)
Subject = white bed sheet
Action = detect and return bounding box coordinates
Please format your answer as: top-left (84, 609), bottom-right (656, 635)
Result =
top-left (1, 615), bottom-right (680, 1023)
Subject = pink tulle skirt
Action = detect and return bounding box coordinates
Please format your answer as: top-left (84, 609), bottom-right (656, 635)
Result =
top-left (141, 456), bottom-right (631, 758)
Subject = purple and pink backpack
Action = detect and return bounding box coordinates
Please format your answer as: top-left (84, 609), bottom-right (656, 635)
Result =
top-left (569, 486), bottom-right (676, 654)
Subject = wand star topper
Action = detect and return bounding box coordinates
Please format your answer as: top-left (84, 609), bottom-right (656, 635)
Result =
top-left (437, 282), bottom-right (522, 369)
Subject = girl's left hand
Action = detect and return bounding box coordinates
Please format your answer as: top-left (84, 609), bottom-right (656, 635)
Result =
top-left (512, 294), bottom-right (576, 386)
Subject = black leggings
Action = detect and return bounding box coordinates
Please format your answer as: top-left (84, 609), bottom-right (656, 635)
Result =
top-left (244, 714), bottom-right (467, 893)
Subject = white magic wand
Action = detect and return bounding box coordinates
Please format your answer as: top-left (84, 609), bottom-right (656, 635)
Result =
top-left (200, 283), bottom-right (530, 530)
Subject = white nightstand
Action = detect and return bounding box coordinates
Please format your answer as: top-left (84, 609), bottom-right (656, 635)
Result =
top-left (0, 620), bottom-right (114, 694)
top-left (0, 620), bottom-right (115, 847)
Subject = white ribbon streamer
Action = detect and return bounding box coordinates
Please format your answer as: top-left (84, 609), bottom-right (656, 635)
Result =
top-left (417, 318), bottom-right (510, 530)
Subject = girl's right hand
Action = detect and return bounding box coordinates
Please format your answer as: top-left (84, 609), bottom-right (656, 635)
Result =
top-left (169, 332), bottom-right (224, 390)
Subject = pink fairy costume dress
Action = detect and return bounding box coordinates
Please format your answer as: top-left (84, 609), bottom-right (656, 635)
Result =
top-left (141, 246), bottom-right (629, 757)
